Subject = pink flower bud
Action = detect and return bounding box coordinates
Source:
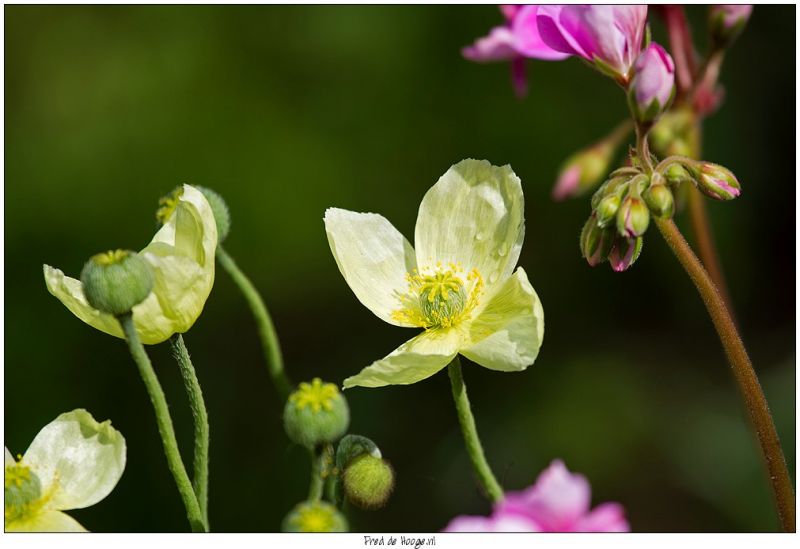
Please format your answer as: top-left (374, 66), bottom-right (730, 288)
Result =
top-left (629, 43), bottom-right (675, 123)
top-left (709, 5), bottom-right (753, 48)
top-left (536, 5), bottom-right (648, 81)
top-left (608, 235), bottom-right (643, 272)
top-left (690, 162), bottom-right (742, 200)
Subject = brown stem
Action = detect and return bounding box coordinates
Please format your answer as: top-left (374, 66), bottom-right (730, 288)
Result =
top-left (655, 218), bottom-right (795, 532)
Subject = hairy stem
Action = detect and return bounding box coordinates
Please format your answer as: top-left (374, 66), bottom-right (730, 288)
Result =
top-left (447, 357), bottom-right (504, 504)
top-left (308, 447), bottom-right (324, 502)
top-left (170, 334), bottom-right (211, 527)
top-left (654, 218), bottom-right (795, 532)
top-left (118, 314), bottom-right (206, 532)
top-left (217, 245), bottom-right (292, 399)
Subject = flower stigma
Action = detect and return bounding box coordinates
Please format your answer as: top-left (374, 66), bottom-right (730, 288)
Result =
top-left (289, 378), bottom-right (340, 413)
top-left (393, 263), bottom-right (483, 330)
top-left (4, 462), bottom-right (43, 522)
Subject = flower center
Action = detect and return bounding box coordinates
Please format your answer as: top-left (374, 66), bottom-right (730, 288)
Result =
top-left (92, 249), bottom-right (130, 266)
top-left (393, 263), bottom-right (483, 330)
top-left (156, 186), bottom-right (184, 225)
top-left (289, 378), bottom-right (340, 413)
top-left (4, 462), bottom-right (43, 522)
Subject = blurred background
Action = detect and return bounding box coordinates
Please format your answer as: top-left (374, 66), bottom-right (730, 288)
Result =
top-left (4, 5), bottom-right (795, 533)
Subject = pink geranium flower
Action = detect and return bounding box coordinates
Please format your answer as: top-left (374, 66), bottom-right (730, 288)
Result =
top-left (536, 5), bottom-right (648, 82)
top-left (443, 460), bottom-right (630, 532)
top-left (462, 5), bottom-right (569, 97)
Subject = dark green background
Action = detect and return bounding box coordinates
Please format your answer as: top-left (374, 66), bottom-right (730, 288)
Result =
top-left (4, 5), bottom-right (795, 532)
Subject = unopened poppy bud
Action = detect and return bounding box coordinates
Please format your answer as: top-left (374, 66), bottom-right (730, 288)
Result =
top-left (195, 186), bottom-right (231, 243)
top-left (709, 5), bottom-right (753, 49)
top-left (688, 162), bottom-right (742, 200)
top-left (616, 195), bottom-right (650, 238)
top-left (609, 235), bottom-right (643, 272)
top-left (643, 183), bottom-right (675, 219)
top-left (80, 250), bottom-right (154, 316)
top-left (343, 454), bottom-right (395, 510)
top-left (282, 501), bottom-right (348, 533)
top-left (283, 378), bottom-right (350, 448)
top-left (580, 214), bottom-right (614, 267)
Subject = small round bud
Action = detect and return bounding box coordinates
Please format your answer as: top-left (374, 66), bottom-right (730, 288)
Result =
top-left (688, 162), bottom-right (742, 201)
top-left (4, 462), bottom-right (43, 522)
top-left (343, 454), bottom-right (395, 510)
top-left (283, 378), bottom-right (350, 448)
top-left (580, 214), bottom-right (614, 267)
top-left (336, 434), bottom-right (382, 471)
top-left (195, 186), bottom-right (231, 242)
top-left (616, 195), bottom-right (650, 238)
top-left (591, 174), bottom-right (632, 210)
top-left (608, 235), bottom-right (643, 272)
top-left (595, 194), bottom-right (621, 228)
top-left (664, 163), bottom-right (693, 187)
top-left (282, 501), bottom-right (348, 533)
top-left (643, 184), bottom-right (675, 219)
top-left (80, 250), bottom-right (154, 316)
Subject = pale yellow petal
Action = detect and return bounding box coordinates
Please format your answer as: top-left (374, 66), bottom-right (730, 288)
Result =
top-left (6, 510), bottom-right (87, 532)
top-left (343, 329), bottom-right (461, 388)
top-left (325, 207), bottom-right (417, 327)
top-left (461, 267), bottom-right (544, 372)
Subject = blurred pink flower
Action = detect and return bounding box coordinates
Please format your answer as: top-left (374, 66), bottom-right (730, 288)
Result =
top-left (462, 5), bottom-right (569, 97)
top-left (536, 5), bottom-right (648, 81)
top-left (710, 4), bottom-right (753, 30)
top-left (443, 460), bottom-right (630, 532)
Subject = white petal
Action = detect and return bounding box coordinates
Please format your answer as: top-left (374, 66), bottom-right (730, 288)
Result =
top-left (6, 446), bottom-right (16, 466)
top-left (325, 208), bottom-right (417, 326)
top-left (414, 159), bottom-right (524, 294)
top-left (343, 329), bottom-right (461, 388)
top-left (23, 409), bottom-right (126, 511)
top-left (462, 268), bottom-right (544, 372)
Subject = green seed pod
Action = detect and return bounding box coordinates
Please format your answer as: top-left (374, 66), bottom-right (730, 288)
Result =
top-left (195, 186), bottom-right (231, 243)
top-left (343, 454), bottom-right (395, 510)
top-left (80, 250), bottom-right (154, 316)
top-left (283, 378), bottom-right (350, 448)
top-left (4, 463), bottom-right (42, 522)
top-left (282, 501), bottom-right (348, 533)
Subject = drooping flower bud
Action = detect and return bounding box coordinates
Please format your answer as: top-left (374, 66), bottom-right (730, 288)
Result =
top-left (595, 194), bottom-right (621, 228)
top-left (80, 250), bottom-right (155, 316)
top-left (663, 163), bottom-right (693, 187)
top-left (195, 186), bottom-right (231, 243)
top-left (553, 143), bottom-right (616, 201)
top-left (283, 378), bottom-right (350, 448)
top-left (687, 162), bottom-right (742, 200)
top-left (709, 5), bottom-right (753, 49)
top-left (343, 454), bottom-right (395, 510)
top-left (616, 195), bottom-right (650, 238)
top-left (282, 501), bottom-right (348, 533)
top-left (629, 43), bottom-right (675, 123)
top-left (580, 214), bottom-right (614, 267)
top-left (608, 235), bottom-right (643, 272)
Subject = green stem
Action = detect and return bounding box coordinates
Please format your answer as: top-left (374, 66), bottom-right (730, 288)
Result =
top-left (447, 357), bottom-right (504, 504)
top-left (217, 245), bottom-right (292, 399)
top-left (118, 314), bottom-right (206, 532)
top-left (654, 218), bottom-right (795, 532)
top-left (170, 334), bottom-right (210, 528)
top-left (308, 447), bottom-right (324, 502)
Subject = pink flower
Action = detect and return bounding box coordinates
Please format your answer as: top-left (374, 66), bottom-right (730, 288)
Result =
top-left (536, 5), bottom-right (648, 81)
top-left (443, 460), bottom-right (630, 533)
top-left (629, 43), bottom-right (675, 122)
top-left (463, 5), bottom-right (569, 97)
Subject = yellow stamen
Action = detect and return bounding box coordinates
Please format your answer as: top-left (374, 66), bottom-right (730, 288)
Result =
top-left (289, 378), bottom-right (340, 413)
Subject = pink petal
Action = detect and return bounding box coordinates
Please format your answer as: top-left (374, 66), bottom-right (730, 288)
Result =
top-left (574, 502), bottom-right (630, 532)
top-left (462, 26), bottom-right (518, 62)
top-left (552, 165), bottom-right (582, 201)
top-left (510, 56), bottom-right (528, 98)
top-left (443, 513), bottom-right (540, 533)
top-left (536, 5), bottom-right (590, 59)
top-left (499, 4), bottom-right (521, 21)
top-left (511, 6), bottom-right (572, 60)
top-left (497, 459), bottom-right (592, 531)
